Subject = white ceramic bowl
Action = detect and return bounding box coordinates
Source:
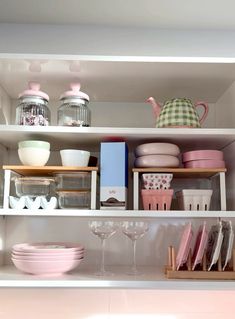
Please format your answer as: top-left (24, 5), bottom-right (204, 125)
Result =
top-left (18, 147), bottom-right (50, 166)
top-left (18, 140), bottom-right (50, 150)
top-left (60, 149), bottom-right (90, 167)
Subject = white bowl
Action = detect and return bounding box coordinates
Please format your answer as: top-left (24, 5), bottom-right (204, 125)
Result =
top-left (60, 149), bottom-right (90, 167)
top-left (18, 147), bottom-right (50, 166)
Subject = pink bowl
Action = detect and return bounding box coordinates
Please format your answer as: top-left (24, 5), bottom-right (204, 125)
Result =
top-left (184, 159), bottom-right (225, 168)
top-left (11, 253), bottom-right (84, 261)
top-left (12, 258), bottom-right (83, 276)
top-left (182, 150), bottom-right (223, 163)
top-left (12, 249), bottom-right (84, 257)
top-left (13, 242), bottom-right (84, 253)
top-left (134, 155), bottom-right (179, 168)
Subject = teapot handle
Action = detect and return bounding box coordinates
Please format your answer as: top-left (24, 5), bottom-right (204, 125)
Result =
top-left (195, 101), bottom-right (209, 124)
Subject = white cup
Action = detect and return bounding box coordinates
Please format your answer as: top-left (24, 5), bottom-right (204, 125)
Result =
top-left (60, 149), bottom-right (90, 167)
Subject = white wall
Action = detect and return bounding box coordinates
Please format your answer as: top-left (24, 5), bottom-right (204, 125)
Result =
top-left (215, 81), bottom-right (235, 128)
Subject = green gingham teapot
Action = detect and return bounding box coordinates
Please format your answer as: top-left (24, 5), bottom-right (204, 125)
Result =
top-left (147, 97), bottom-right (208, 128)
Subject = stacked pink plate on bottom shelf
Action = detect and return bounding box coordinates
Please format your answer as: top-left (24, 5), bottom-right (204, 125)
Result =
top-left (11, 242), bottom-right (84, 276)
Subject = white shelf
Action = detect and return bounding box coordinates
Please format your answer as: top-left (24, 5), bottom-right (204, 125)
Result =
top-left (0, 266), bottom-right (234, 289)
top-left (0, 126), bottom-right (235, 150)
top-left (1, 209), bottom-right (235, 218)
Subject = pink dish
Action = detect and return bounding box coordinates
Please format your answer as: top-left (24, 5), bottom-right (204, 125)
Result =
top-left (135, 143), bottom-right (180, 157)
top-left (13, 242), bottom-right (84, 253)
top-left (184, 159), bottom-right (225, 169)
top-left (11, 253), bottom-right (84, 261)
top-left (182, 150), bottom-right (223, 163)
top-left (176, 223), bottom-right (193, 270)
top-left (192, 223), bottom-right (208, 270)
top-left (12, 249), bottom-right (84, 256)
top-left (12, 258), bottom-right (82, 276)
top-left (135, 155), bottom-right (180, 168)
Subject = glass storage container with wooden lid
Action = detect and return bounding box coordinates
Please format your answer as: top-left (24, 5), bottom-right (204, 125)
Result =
top-left (15, 82), bottom-right (50, 126)
top-left (57, 83), bottom-right (91, 127)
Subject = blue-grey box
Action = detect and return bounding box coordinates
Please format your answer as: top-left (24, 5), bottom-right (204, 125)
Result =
top-left (100, 142), bottom-right (128, 209)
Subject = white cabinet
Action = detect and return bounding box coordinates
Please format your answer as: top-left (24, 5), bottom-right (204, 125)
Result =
top-left (0, 56), bottom-right (235, 289)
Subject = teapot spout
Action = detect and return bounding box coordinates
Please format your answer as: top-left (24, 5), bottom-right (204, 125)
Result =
top-left (146, 97), bottom-right (161, 119)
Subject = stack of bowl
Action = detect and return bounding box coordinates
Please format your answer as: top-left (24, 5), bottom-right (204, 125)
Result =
top-left (134, 143), bottom-right (180, 167)
top-left (18, 140), bottom-right (50, 166)
top-left (182, 150), bottom-right (225, 168)
top-left (11, 242), bottom-right (84, 276)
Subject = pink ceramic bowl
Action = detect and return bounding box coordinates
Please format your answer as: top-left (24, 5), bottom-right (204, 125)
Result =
top-left (182, 150), bottom-right (223, 163)
top-left (11, 253), bottom-right (84, 261)
top-left (184, 159), bottom-right (225, 168)
top-left (135, 143), bottom-right (180, 157)
top-left (12, 249), bottom-right (84, 257)
top-left (134, 155), bottom-right (180, 168)
top-left (13, 242), bottom-right (84, 253)
top-left (12, 258), bottom-right (83, 276)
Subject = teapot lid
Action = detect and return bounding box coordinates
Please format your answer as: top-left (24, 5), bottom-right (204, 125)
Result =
top-left (60, 83), bottom-right (89, 101)
top-left (19, 82), bottom-right (49, 101)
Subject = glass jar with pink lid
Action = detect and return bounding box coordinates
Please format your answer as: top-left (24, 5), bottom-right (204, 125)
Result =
top-left (15, 82), bottom-right (50, 126)
top-left (57, 83), bottom-right (91, 127)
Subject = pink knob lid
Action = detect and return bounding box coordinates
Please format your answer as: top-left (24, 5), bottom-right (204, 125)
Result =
top-left (60, 83), bottom-right (89, 101)
top-left (19, 82), bottom-right (49, 101)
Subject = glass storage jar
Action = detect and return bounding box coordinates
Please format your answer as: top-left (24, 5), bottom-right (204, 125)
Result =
top-left (58, 83), bottom-right (91, 127)
top-left (16, 82), bottom-right (50, 126)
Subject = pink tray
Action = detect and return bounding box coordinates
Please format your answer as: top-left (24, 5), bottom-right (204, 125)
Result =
top-left (182, 150), bottom-right (223, 163)
top-left (184, 159), bottom-right (225, 169)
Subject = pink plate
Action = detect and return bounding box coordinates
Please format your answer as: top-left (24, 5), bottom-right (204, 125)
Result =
top-left (12, 258), bottom-right (83, 276)
top-left (13, 242), bottom-right (84, 253)
top-left (182, 150), bottom-right (223, 162)
top-left (176, 223), bottom-right (193, 270)
top-left (184, 159), bottom-right (225, 169)
top-left (192, 223), bottom-right (208, 270)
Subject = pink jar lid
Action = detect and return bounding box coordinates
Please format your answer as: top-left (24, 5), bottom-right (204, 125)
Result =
top-left (60, 83), bottom-right (89, 101)
top-left (19, 82), bottom-right (49, 101)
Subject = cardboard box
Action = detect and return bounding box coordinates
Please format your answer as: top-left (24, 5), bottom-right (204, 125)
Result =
top-left (100, 142), bottom-right (128, 210)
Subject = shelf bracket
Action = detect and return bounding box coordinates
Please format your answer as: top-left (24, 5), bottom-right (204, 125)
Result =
top-left (3, 170), bottom-right (11, 210)
top-left (91, 170), bottom-right (97, 210)
top-left (133, 171), bottom-right (139, 210)
top-left (219, 172), bottom-right (226, 211)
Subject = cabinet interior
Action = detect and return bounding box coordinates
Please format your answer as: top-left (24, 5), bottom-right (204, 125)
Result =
top-left (0, 57), bottom-right (235, 287)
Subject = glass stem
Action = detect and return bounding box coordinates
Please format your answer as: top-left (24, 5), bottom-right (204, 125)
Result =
top-left (100, 238), bottom-right (106, 274)
top-left (131, 239), bottom-right (137, 273)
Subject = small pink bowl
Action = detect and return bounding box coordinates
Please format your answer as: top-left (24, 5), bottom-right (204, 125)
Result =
top-left (13, 242), bottom-right (84, 253)
top-left (11, 253), bottom-right (84, 261)
top-left (184, 159), bottom-right (225, 168)
top-left (182, 150), bottom-right (223, 163)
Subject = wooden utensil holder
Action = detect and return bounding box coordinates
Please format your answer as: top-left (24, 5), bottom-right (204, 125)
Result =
top-left (165, 246), bottom-right (235, 280)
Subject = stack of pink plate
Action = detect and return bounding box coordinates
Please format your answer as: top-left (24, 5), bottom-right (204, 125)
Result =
top-left (134, 143), bottom-right (180, 168)
top-left (11, 242), bottom-right (84, 276)
top-left (182, 150), bottom-right (225, 168)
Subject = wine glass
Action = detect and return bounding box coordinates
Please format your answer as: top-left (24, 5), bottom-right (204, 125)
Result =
top-left (89, 220), bottom-right (119, 276)
top-left (121, 221), bottom-right (149, 275)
